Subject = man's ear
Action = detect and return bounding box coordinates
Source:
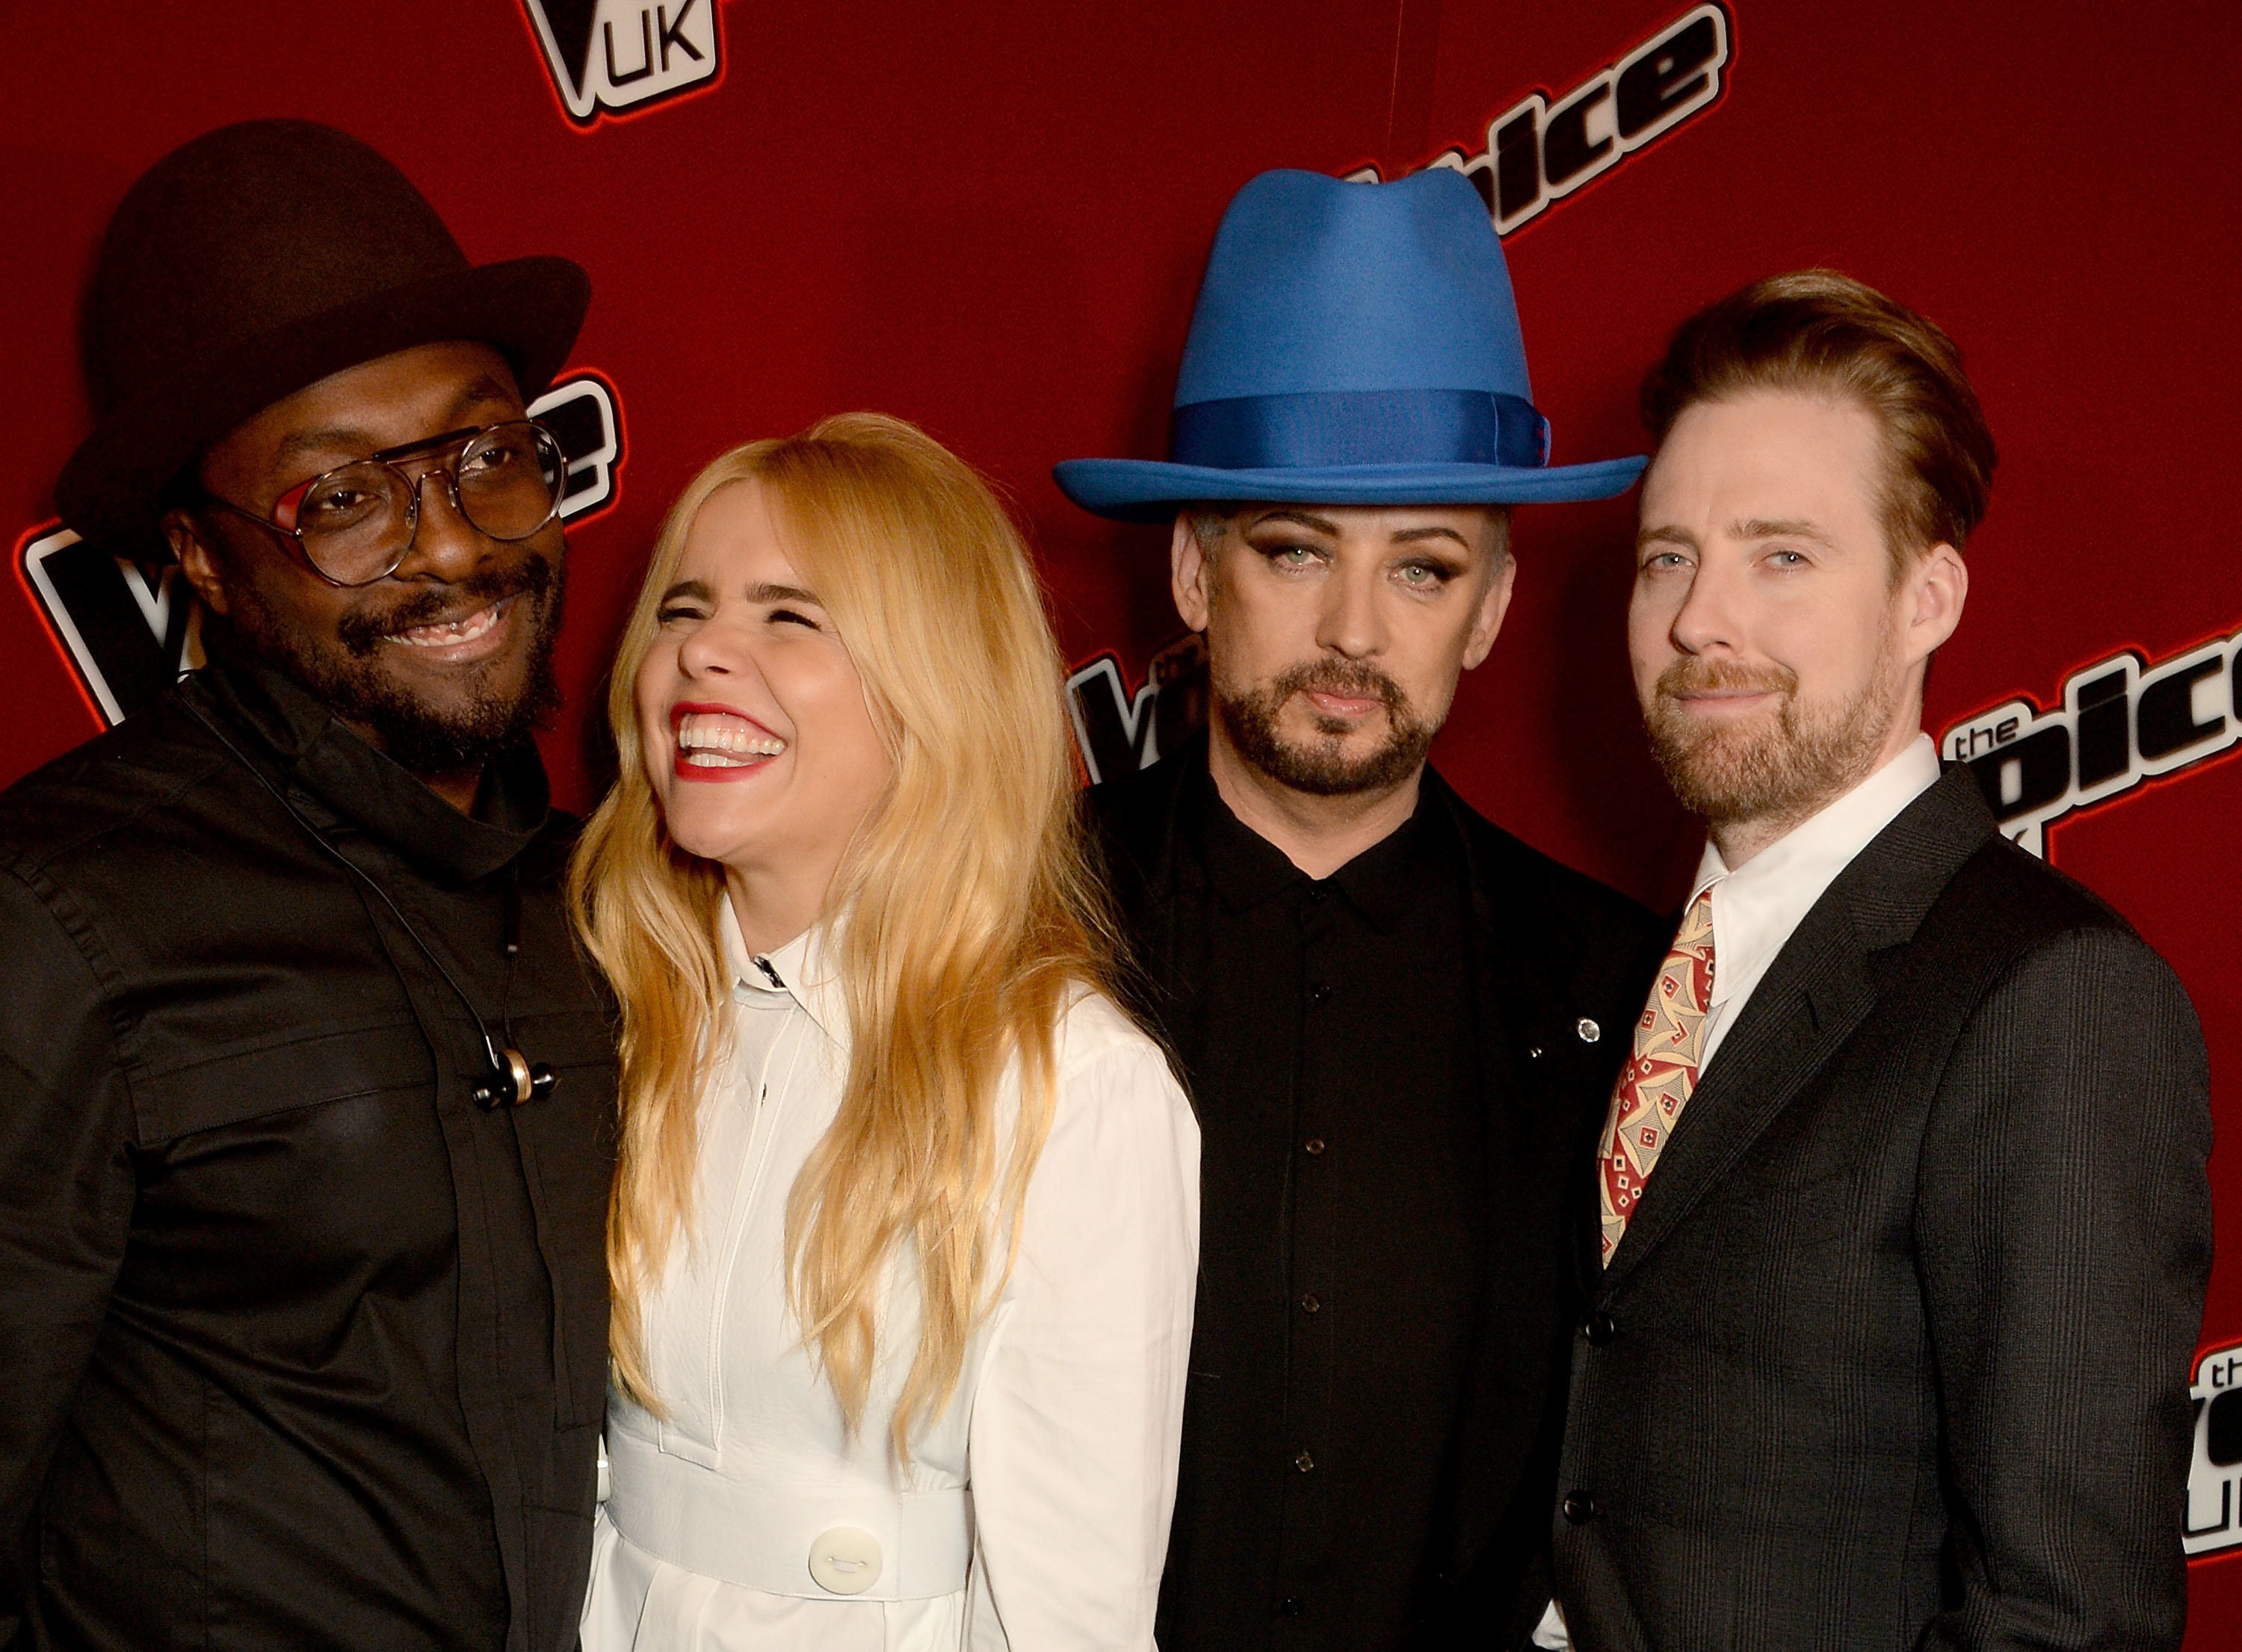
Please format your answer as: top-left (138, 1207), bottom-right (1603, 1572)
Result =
top-left (164, 508), bottom-right (232, 616)
top-left (1902, 542), bottom-right (1967, 667)
top-left (1459, 551), bottom-right (1517, 672)
top-left (1170, 513), bottom-right (1214, 634)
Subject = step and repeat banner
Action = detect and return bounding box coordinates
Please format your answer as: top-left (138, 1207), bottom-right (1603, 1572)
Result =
top-left (5, 1), bottom-right (2238, 1636)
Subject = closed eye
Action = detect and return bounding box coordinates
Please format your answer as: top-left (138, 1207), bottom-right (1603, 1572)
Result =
top-left (767, 606), bottom-right (822, 628)
top-left (657, 602), bottom-right (708, 625)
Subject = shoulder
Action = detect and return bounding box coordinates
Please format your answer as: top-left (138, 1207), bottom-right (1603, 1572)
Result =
top-left (1047, 986), bottom-right (1194, 1134)
top-left (1083, 746), bottom-right (1194, 865)
top-left (0, 693), bottom-right (232, 882)
top-left (1424, 769), bottom-right (1669, 956)
top-left (1939, 834), bottom-right (2193, 1017)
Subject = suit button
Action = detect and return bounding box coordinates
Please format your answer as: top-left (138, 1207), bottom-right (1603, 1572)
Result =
top-left (1302, 1137), bottom-right (1326, 1157)
top-left (1294, 1450), bottom-right (1315, 1473)
top-left (809, 1526), bottom-right (883, 1594)
top-left (1309, 981), bottom-right (1332, 1006)
top-left (1526, 1045), bottom-right (1542, 1060)
top-left (1561, 1491), bottom-right (1597, 1524)
top-left (1583, 1310), bottom-right (1617, 1346)
top-left (1299, 1293), bottom-right (1321, 1314)
top-left (1576, 1017), bottom-right (1602, 1044)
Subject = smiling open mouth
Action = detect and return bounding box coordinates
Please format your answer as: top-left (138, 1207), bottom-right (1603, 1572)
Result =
top-left (389, 596), bottom-right (510, 649)
top-left (676, 710), bottom-right (787, 768)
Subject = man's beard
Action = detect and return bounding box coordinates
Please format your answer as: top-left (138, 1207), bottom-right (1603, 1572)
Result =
top-left (1643, 642), bottom-right (1903, 831)
top-left (1215, 657), bottom-right (1439, 796)
top-left (224, 554), bottom-right (566, 776)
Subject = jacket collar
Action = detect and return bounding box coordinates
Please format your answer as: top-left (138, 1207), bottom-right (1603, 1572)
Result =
top-left (1596, 764), bottom-right (1998, 1293)
top-left (182, 648), bottom-right (551, 882)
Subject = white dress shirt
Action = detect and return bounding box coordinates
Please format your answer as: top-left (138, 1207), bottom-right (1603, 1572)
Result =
top-left (1535, 734), bottom-right (1942, 1650)
top-left (581, 904), bottom-right (1200, 1652)
top-left (1689, 732), bottom-right (1942, 1071)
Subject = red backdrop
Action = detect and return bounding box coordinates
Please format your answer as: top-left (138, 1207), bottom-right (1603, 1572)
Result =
top-left (5, 1), bottom-right (2239, 1636)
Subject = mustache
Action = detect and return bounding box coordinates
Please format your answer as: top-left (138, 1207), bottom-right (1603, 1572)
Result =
top-left (334, 556), bottom-right (555, 658)
top-left (1272, 658), bottom-right (1409, 714)
top-left (1655, 656), bottom-right (1799, 702)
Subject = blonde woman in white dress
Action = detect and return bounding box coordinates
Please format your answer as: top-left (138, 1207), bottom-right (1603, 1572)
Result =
top-left (569, 414), bottom-right (1199, 1651)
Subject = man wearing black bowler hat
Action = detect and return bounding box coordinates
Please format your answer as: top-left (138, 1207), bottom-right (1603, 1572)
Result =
top-left (1054, 168), bottom-right (1667, 1651)
top-left (0, 122), bottom-right (617, 1651)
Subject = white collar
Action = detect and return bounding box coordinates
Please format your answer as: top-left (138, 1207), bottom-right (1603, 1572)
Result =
top-left (717, 897), bottom-right (845, 1039)
top-left (1690, 733), bottom-right (1942, 1011)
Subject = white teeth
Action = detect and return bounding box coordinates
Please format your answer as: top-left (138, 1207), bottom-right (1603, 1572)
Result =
top-left (393, 601), bottom-right (501, 648)
top-left (676, 711), bottom-right (785, 759)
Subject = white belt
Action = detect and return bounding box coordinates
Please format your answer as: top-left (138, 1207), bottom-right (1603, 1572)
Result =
top-left (605, 1423), bottom-right (973, 1600)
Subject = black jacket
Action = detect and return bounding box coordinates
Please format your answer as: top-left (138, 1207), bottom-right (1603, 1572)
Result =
top-left (1553, 767), bottom-right (2214, 1650)
top-left (1089, 737), bottom-right (1667, 1648)
top-left (0, 656), bottom-right (617, 1652)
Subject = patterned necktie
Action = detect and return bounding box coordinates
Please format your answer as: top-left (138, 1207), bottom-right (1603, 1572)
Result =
top-left (1598, 887), bottom-right (1717, 1266)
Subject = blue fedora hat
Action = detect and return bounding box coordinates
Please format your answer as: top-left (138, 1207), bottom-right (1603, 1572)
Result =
top-left (1054, 167), bottom-right (1645, 522)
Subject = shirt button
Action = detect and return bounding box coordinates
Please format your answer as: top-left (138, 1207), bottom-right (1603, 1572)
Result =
top-left (1576, 1017), bottom-right (1602, 1044)
top-left (1308, 981), bottom-right (1332, 1006)
top-left (1279, 1597), bottom-right (1306, 1617)
top-left (1299, 1293), bottom-right (1321, 1314)
top-left (1294, 1451), bottom-right (1315, 1473)
top-left (1583, 1310), bottom-right (1617, 1346)
top-left (1561, 1490), bottom-right (1597, 1524)
top-left (1526, 1045), bottom-right (1542, 1060)
top-left (1302, 1137), bottom-right (1326, 1157)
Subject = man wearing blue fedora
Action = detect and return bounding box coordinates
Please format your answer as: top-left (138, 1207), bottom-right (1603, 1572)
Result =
top-left (1057, 167), bottom-right (1667, 1651)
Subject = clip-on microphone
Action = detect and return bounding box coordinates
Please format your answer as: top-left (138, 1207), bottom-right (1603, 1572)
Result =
top-left (182, 698), bottom-right (559, 1112)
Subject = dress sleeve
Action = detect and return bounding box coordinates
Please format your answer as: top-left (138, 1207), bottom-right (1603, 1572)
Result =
top-left (0, 867), bottom-right (137, 1651)
top-left (963, 1014), bottom-right (1199, 1651)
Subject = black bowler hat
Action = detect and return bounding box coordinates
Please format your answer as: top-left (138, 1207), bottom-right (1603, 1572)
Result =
top-left (55, 119), bottom-right (590, 557)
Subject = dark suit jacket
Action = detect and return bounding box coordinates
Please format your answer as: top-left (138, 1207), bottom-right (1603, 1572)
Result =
top-left (1551, 765), bottom-right (2214, 1651)
top-left (1090, 739), bottom-right (1667, 1647)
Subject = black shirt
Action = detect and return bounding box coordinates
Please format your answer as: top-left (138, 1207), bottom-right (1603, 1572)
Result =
top-left (1178, 772), bottom-right (1484, 1646)
top-left (1090, 734), bottom-right (1666, 1652)
top-left (0, 655), bottom-right (617, 1652)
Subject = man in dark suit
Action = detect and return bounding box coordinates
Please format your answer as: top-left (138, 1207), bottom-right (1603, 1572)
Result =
top-left (1052, 168), bottom-right (1667, 1650)
top-left (1550, 270), bottom-right (2213, 1649)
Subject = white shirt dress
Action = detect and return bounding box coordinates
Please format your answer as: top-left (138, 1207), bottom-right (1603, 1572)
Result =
top-left (581, 907), bottom-right (1200, 1651)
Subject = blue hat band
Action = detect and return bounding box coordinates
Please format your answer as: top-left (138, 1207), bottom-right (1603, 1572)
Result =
top-left (1170, 387), bottom-right (1551, 474)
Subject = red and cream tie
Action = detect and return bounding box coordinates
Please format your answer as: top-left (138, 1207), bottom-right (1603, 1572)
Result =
top-left (1597, 888), bottom-right (1717, 1266)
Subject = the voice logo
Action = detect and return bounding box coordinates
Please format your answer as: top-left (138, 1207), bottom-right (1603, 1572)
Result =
top-left (520, 0), bottom-right (723, 126)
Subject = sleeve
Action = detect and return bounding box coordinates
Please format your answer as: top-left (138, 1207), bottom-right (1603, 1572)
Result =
top-left (0, 868), bottom-right (138, 1650)
top-left (1915, 924), bottom-right (2213, 1651)
top-left (963, 1017), bottom-right (1201, 1651)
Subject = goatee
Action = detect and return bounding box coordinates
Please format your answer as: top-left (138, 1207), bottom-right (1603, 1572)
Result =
top-left (1216, 657), bottom-right (1438, 796)
top-left (1643, 646), bottom-right (1901, 831)
top-left (224, 554), bottom-right (566, 776)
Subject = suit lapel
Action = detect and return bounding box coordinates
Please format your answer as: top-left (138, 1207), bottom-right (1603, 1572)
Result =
top-left (1598, 766), bottom-right (1998, 1293)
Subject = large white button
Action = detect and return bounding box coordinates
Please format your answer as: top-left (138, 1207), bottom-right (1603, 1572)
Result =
top-left (809, 1526), bottom-right (883, 1595)
top-left (1576, 1017), bottom-right (1602, 1044)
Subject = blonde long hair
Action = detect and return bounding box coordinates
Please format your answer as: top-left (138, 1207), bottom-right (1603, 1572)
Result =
top-left (570, 413), bottom-right (1117, 1459)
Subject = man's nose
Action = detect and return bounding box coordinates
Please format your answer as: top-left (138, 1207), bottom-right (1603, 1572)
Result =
top-left (389, 469), bottom-right (488, 583)
top-left (1668, 555), bottom-right (1746, 656)
top-left (1315, 562), bottom-right (1387, 658)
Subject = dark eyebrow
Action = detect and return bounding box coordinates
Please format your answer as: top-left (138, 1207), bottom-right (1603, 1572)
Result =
top-left (747, 581), bottom-right (822, 605)
top-left (445, 373), bottom-right (519, 423)
top-left (1390, 525), bottom-right (1471, 550)
top-left (1245, 509), bottom-right (1341, 536)
top-left (657, 578), bottom-right (714, 605)
top-left (1733, 516), bottom-right (1837, 548)
top-left (266, 377), bottom-right (520, 478)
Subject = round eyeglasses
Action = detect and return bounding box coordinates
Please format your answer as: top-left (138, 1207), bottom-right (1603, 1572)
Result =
top-left (201, 420), bottom-right (569, 588)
